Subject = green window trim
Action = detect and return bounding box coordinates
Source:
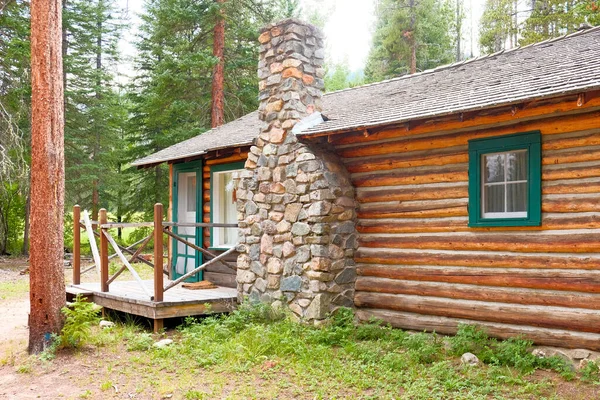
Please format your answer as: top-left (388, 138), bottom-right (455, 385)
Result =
top-left (468, 130), bottom-right (542, 227)
top-left (172, 160), bottom-right (203, 282)
top-left (209, 161), bottom-right (245, 250)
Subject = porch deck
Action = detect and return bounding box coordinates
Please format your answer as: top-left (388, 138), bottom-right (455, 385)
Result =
top-left (66, 280), bottom-right (238, 331)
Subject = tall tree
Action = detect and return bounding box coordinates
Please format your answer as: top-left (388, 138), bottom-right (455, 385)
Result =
top-left (0, 0), bottom-right (31, 255)
top-left (126, 0), bottom-right (281, 216)
top-left (212, 0), bottom-right (225, 128)
top-left (365, 0), bottom-right (455, 81)
top-left (29, 0), bottom-right (66, 353)
top-left (479, 0), bottom-right (517, 53)
top-left (520, 0), bottom-right (599, 45)
top-left (62, 0), bottom-right (124, 220)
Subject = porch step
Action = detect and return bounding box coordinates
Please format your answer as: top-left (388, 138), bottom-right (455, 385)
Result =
top-left (66, 285), bottom-right (94, 302)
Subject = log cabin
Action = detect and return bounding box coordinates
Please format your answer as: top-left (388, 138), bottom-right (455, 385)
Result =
top-left (133, 19), bottom-right (600, 349)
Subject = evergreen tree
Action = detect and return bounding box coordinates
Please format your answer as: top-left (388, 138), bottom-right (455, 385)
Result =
top-left (62, 0), bottom-right (125, 221)
top-left (520, 0), bottom-right (599, 45)
top-left (365, 0), bottom-right (456, 81)
top-left (125, 0), bottom-right (286, 216)
top-left (0, 0), bottom-right (31, 254)
top-left (479, 0), bottom-right (518, 53)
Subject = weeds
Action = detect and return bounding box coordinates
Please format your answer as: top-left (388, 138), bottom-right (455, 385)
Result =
top-left (60, 295), bottom-right (101, 349)
top-left (581, 360), bottom-right (600, 383)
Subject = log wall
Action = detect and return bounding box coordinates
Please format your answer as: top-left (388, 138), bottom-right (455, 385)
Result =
top-left (329, 97), bottom-right (600, 349)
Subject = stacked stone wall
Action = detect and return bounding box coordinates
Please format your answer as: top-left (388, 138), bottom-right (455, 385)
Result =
top-left (235, 19), bottom-right (358, 320)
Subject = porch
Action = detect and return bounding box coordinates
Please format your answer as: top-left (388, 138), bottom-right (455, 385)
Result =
top-left (68, 203), bottom-right (239, 331)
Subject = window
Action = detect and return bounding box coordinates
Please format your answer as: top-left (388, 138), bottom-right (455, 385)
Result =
top-left (210, 162), bottom-right (244, 248)
top-left (468, 131), bottom-right (541, 227)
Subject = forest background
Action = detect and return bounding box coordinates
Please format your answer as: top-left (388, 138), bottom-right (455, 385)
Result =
top-left (1, 0), bottom-right (599, 255)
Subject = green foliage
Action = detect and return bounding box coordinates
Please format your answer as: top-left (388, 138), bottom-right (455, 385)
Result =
top-left (365, 0), bottom-right (456, 81)
top-left (448, 323), bottom-right (495, 359)
top-left (479, 0), bottom-right (517, 53)
top-left (126, 331), bottom-right (154, 352)
top-left (448, 324), bottom-right (575, 378)
top-left (324, 61), bottom-right (364, 92)
top-left (60, 295), bottom-right (101, 349)
top-left (581, 360), bottom-right (600, 383)
top-left (63, 0), bottom-right (126, 215)
top-left (403, 332), bottom-right (444, 364)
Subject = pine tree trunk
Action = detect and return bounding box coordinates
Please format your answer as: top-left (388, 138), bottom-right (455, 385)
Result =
top-left (211, 0), bottom-right (225, 128)
top-left (29, 0), bottom-right (66, 354)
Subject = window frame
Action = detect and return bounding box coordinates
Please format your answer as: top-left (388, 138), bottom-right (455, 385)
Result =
top-left (209, 161), bottom-right (245, 250)
top-left (468, 130), bottom-right (541, 227)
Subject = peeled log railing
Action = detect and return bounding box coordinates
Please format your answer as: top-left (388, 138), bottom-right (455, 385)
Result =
top-left (72, 203), bottom-right (238, 303)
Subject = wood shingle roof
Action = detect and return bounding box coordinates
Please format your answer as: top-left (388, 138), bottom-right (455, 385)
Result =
top-left (132, 26), bottom-right (600, 167)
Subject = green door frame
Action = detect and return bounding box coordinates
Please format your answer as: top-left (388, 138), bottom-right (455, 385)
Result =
top-left (172, 160), bottom-right (203, 282)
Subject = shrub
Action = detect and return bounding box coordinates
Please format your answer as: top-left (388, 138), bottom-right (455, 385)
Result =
top-left (60, 295), bottom-right (101, 349)
top-left (581, 360), bottom-right (600, 383)
top-left (448, 324), bottom-right (495, 361)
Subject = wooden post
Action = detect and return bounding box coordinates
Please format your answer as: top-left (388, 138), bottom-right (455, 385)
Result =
top-left (99, 208), bottom-right (109, 292)
top-left (153, 203), bottom-right (164, 302)
top-left (73, 205), bottom-right (81, 285)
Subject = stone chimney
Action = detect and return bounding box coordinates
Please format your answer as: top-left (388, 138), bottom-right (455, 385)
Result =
top-left (235, 19), bottom-right (357, 321)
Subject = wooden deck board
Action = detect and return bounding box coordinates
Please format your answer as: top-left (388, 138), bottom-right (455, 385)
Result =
top-left (67, 280), bottom-right (238, 321)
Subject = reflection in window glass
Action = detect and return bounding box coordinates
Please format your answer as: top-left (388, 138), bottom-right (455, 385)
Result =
top-left (187, 176), bottom-right (196, 212)
top-left (213, 169), bottom-right (243, 247)
top-left (481, 150), bottom-right (528, 218)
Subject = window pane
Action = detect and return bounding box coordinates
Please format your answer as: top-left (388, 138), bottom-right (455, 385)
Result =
top-left (483, 154), bottom-right (505, 183)
top-left (506, 151), bottom-right (528, 181)
top-left (484, 185), bottom-right (505, 213)
top-left (507, 182), bottom-right (528, 212)
top-left (187, 176), bottom-right (196, 212)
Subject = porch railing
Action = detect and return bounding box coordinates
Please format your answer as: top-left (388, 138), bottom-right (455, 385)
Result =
top-left (72, 203), bottom-right (238, 302)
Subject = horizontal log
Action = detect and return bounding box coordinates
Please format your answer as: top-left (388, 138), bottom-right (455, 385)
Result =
top-left (204, 152), bottom-right (248, 166)
top-left (356, 184), bottom-right (468, 203)
top-left (543, 147), bottom-right (600, 165)
top-left (203, 272), bottom-right (236, 288)
top-left (359, 198), bottom-right (468, 214)
top-left (344, 145), bottom-right (600, 175)
top-left (352, 165), bottom-right (467, 187)
top-left (337, 111), bottom-right (600, 158)
top-left (344, 147), bottom-right (468, 173)
top-left (543, 131), bottom-right (600, 151)
top-left (542, 198), bottom-right (600, 213)
top-left (329, 96), bottom-right (600, 146)
top-left (359, 233), bottom-right (600, 253)
top-left (355, 248), bottom-right (600, 270)
top-left (357, 264), bottom-right (600, 292)
top-left (543, 163), bottom-right (600, 181)
top-left (356, 277), bottom-right (600, 310)
top-left (357, 215), bottom-right (600, 233)
top-left (355, 308), bottom-right (600, 350)
top-left (358, 206), bottom-right (467, 219)
top-left (543, 181), bottom-right (600, 195)
top-left (356, 181), bottom-right (600, 204)
top-left (354, 292), bottom-right (600, 333)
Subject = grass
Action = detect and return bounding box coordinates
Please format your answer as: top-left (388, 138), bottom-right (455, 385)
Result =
top-left (0, 278), bottom-right (29, 301)
top-left (20, 303), bottom-right (595, 399)
top-left (6, 293), bottom-right (598, 398)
